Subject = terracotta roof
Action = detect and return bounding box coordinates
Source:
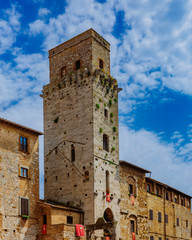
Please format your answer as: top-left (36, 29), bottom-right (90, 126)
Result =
top-left (146, 177), bottom-right (192, 198)
top-left (119, 160), bottom-right (151, 173)
top-left (0, 117), bottom-right (43, 135)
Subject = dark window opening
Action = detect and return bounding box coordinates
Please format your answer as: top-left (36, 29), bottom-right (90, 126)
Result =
top-left (21, 198), bottom-right (29, 216)
top-left (156, 188), bottom-right (159, 195)
top-left (71, 145), bottom-right (75, 162)
top-left (85, 171), bottom-right (89, 181)
top-left (56, 176), bottom-right (58, 181)
top-left (106, 170), bottom-right (110, 192)
top-left (181, 198), bottom-right (184, 206)
top-left (130, 220), bottom-right (135, 233)
top-left (103, 134), bottom-right (109, 152)
top-left (99, 59), bottom-right (104, 69)
top-left (165, 214), bottom-right (168, 224)
top-left (177, 218), bottom-right (179, 226)
top-left (20, 136), bottom-right (28, 152)
top-left (129, 184), bottom-right (133, 195)
top-left (61, 66), bottom-right (66, 77)
top-left (149, 209), bottom-right (153, 220)
top-left (158, 212), bottom-right (162, 222)
top-left (104, 109), bottom-right (108, 118)
top-left (186, 220), bottom-right (188, 228)
top-left (147, 184), bottom-right (150, 192)
top-left (67, 216), bottom-right (73, 224)
top-left (75, 60), bottom-right (80, 70)
top-left (43, 215), bottom-right (47, 225)
top-left (166, 192), bottom-right (169, 200)
top-left (150, 236), bottom-right (154, 240)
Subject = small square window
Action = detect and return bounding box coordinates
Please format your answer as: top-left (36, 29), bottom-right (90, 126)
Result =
top-left (67, 216), bottom-right (73, 224)
top-left (20, 136), bottom-right (28, 152)
top-left (20, 167), bottom-right (28, 178)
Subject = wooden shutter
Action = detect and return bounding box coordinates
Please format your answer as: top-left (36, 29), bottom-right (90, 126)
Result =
top-left (21, 198), bottom-right (29, 215)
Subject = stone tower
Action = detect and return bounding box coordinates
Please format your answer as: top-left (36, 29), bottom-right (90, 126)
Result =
top-left (42, 29), bottom-right (120, 238)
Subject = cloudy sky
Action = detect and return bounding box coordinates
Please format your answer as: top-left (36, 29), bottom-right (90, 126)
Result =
top-left (1, 0), bottom-right (192, 198)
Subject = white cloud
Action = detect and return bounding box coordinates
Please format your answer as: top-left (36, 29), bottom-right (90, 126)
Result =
top-left (0, 5), bottom-right (21, 54)
top-left (119, 124), bottom-right (192, 195)
top-left (38, 8), bottom-right (51, 17)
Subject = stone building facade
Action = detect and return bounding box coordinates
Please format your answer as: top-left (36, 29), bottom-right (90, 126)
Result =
top-left (0, 29), bottom-right (192, 240)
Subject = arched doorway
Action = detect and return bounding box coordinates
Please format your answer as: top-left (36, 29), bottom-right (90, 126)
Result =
top-left (103, 208), bottom-right (114, 223)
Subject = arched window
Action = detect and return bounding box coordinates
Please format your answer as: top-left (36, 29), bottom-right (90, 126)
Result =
top-left (71, 145), bottom-right (75, 162)
top-left (99, 59), bottom-right (104, 69)
top-left (75, 60), bottom-right (81, 70)
top-left (103, 208), bottom-right (114, 222)
top-left (129, 215), bottom-right (137, 234)
top-left (103, 134), bottom-right (109, 151)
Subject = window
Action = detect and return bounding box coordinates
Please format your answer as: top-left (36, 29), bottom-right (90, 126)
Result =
top-left (166, 192), bottom-right (169, 200)
top-left (156, 188), bottom-right (159, 195)
top-left (103, 134), bottom-right (109, 151)
top-left (99, 59), bottom-right (104, 69)
top-left (71, 145), bottom-right (75, 162)
top-left (20, 197), bottom-right (29, 216)
top-left (61, 66), bottom-right (66, 77)
top-left (174, 196), bottom-right (178, 203)
top-left (129, 184), bottom-right (133, 195)
top-left (106, 170), bottom-right (110, 192)
top-left (104, 109), bottom-right (108, 118)
top-left (20, 136), bottom-right (28, 152)
top-left (181, 198), bottom-right (184, 206)
top-left (165, 214), bottom-right (168, 224)
top-left (150, 236), bottom-right (154, 240)
top-left (43, 215), bottom-right (47, 225)
top-left (20, 167), bottom-right (28, 178)
top-left (159, 238), bottom-right (162, 240)
top-left (176, 218), bottom-right (179, 226)
top-left (67, 216), bottom-right (73, 224)
top-left (149, 210), bottom-right (153, 220)
top-left (158, 212), bottom-right (162, 222)
top-left (147, 184), bottom-right (150, 192)
top-left (85, 171), bottom-right (89, 181)
top-left (130, 220), bottom-right (135, 233)
top-left (75, 60), bottom-right (80, 70)
top-left (186, 220), bottom-right (188, 228)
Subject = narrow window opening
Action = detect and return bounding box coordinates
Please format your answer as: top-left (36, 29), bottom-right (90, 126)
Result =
top-left (165, 214), bottom-right (168, 223)
top-left (104, 109), bottom-right (108, 118)
top-left (149, 209), bottom-right (153, 220)
top-left (156, 188), bottom-right (159, 195)
top-left (75, 60), bottom-right (80, 70)
top-left (177, 218), bottom-right (179, 226)
top-left (61, 66), bottom-right (66, 77)
top-left (43, 215), bottom-right (47, 225)
top-left (99, 59), bottom-right (104, 69)
top-left (130, 220), bottom-right (135, 233)
top-left (158, 212), bottom-right (162, 222)
top-left (56, 176), bottom-right (58, 181)
top-left (85, 171), bottom-right (89, 181)
top-left (71, 145), bottom-right (75, 162)
top-left (166, 192), bottom-right (169, 200)
top-left (147, 184), bottom-right (150, 192)
top-left (129, 184), bottom-right (133, 195)
top-left (103, 134), bottom-right (109, 152)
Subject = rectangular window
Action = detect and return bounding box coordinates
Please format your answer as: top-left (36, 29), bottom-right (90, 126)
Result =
top-left (104, 109), bottom-right (108, 118)
top-left (166, 192), bottom-right (169, 200)
top-left (150, 236), bottom-right (154, 240)
top-left (20, 167), bottom-right (28, 178)
top-left (158, 212), bottom-right (162, 222)
top-left (43, 215), bottom-right (47, 224)
top-left (20, 197), bottom-right (29, 216)
top-left (75, 60), bottom-right (80, 70)
top-left (176, 218), bottom-right (179, 226)
top-left (159, 237), bottom-right (162, 240)
top-left (165, 214), bottom-right (168, 224)
top-left (147, 184), bottom-right (150, 192)
top-left (129, 184), bottom-right (133, 195)
top-left (156, 188), bottom-right (159, 195)
top-left (149, 209), bottom-right (153, 220)
top-left (186, 220), bottom-right (188, 228)
top-left (181, 198), bottom-right (184, 206)
top-left (20, 136), bottom-right (28, 152)
top-left (130, 220), bottom-right (135, 233)
top-left (67, 216), bottom-right (73, 224)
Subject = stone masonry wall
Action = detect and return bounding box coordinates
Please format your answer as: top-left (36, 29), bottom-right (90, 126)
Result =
top-left (0, 122), bottom-right (40, 240)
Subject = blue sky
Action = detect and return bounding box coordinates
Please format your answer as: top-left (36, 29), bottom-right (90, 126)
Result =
top-left (1, 0), bottom-right (192, 198)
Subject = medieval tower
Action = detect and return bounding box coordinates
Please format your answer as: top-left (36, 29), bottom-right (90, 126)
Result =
top-left (42, 29), bottom-right (121, 237)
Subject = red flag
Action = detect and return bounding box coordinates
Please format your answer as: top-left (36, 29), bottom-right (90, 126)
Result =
top-left (106, 189), bottom-right (110, 202)
top-left (131, 194), bottom-right (135, 205)
top-left (132, 232), bottom-right (136, 240)
top-left (42, 224), bottom-right (47, 235)
top-left (76, 224), bottom-right (85, 236)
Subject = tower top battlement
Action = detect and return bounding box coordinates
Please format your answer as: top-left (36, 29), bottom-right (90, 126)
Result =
top-left (48, 28), bottom-right (110, 58)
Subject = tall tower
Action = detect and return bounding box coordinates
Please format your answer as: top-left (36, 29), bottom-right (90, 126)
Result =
top-left (42, 29), bottom-right (120, 238)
